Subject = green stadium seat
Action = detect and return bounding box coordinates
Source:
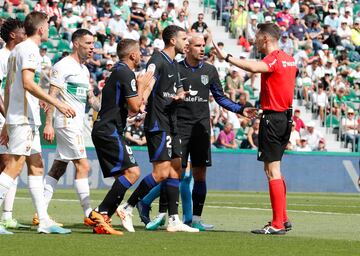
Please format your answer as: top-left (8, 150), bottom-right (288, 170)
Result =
top-left (49, 26), bottom-right (58, 38)
top-left (345, 89), bottom-right (357, 101)
top-left (16, 12), bottom-right (26, 21)
top-left (40, 41), bottom-right (54, 50)
top-left (0, 12), bottom-right (11, 19)
top-left (326, 115), bottom-right (339, 128)
top-left (57, 40), bottom-right (71, 52)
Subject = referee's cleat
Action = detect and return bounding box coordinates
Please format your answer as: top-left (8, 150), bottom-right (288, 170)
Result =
top-left (136, 201), bottom-right (151, 225)
top-left (145, 214), bottom-right (166, 231)
top-left (116, 204), bottom-right (135, 232)
top-left (32, 213), bottom-right (63, 227)
top-left (0, 224), bottom-right (13, 235)
top-left (191, 220), bottom-right (214, 231)
top-left (284, 221), bottom-right (292, 232)
top-left (251, 224), bottom-right (286, 235)
top-left (2, 218), bottom-right (30, 229)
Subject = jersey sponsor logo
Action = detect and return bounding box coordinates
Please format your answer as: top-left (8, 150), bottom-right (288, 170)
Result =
top-left (188, 85), bottom-right (198, 96)
top-left (184, 95), bottom-right (208, 103)
top-left (201, 75), bottom-right (209, 85)
top-left (281, 60), bottom-right (296, 67)
top-left (131, 79), bottom-right (136, 91)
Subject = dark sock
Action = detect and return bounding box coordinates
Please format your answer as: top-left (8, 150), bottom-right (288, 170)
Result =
top-left (192, 181), bottom-right (206, 216)
top-left (158, 181), bottom-right (168, 213)
top-left (166, 178), bottom-right (180, 216)
top-left (127, 174), bottom-right (157, 207)
top-left (98, 175), bottom-right (132, 217)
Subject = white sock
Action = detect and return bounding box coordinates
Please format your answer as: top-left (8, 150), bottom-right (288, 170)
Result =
top-left (28, 175), bottom-right (49, 226)
top-left (169, 214), bottom-right (180, 224)
top-left (0, 172), bottom-right (15, 209)
top-left (43, 175), bottom-right (58, 209)
top-left (74, 178), bottom-right (92, 217)
top-left (2, 177), bottom-right (18, 220)
top-left (124, 204), bottom-right (133, 213)
top-left (192, 215), bottom-right (201, 222)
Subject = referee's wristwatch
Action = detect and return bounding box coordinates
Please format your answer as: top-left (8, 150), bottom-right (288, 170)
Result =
top-left (225, 54), bottom-right (232, 62)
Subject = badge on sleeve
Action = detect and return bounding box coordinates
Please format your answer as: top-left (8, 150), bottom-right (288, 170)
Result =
top-left (147, 63), bottom-right (156, 72)
top-left (131, 79), bottom-right (136, 91)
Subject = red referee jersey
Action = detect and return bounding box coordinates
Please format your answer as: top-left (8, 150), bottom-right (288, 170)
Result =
top-left (260, 50), bottom-right (297, 112)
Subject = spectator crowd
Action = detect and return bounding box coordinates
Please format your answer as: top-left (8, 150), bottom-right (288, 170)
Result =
top-left (0, 0), bottom-right (359, 151)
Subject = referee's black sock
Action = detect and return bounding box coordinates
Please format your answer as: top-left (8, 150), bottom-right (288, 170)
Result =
top-left (166, 178), bottom-right (180, 216)
top-left (127, 174), bottom-right (158, 207)
top-left (158, 181), bottom-right (168, 213)
top-left (98, 175), bottom-right (132, 217)
top-left (192, 181), bottom-right (207, 217)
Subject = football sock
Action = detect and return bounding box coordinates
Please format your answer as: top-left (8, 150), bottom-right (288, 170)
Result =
top-left (43, 175), bottom-right (58, 209)
top-left (0, 172), bottom-right (15, 208)
top-left (192, 181), bottom-right (206, 217)
top-left (98, 175), bottom-right (131, 216)
top-left (127, 174), bottom-right (158, 207)
top-left (2, 177), bottom-right (18, 220)
top-left (282, 176), bottom-right (288, 222)
top-left (269, 179), bottom-right (285, 229)
top-left (180, 171), bottom-right (192, 224)
top-left (166, 178), bottom-right (180, 216)
top-left (74, 178), bottom-right (92, 217)
top-left (142, 183), bottom-right (161, 207)
top-left (28, 175), bottom-right (50, 225)
top-left (158, 181), bottom-right (168, 213)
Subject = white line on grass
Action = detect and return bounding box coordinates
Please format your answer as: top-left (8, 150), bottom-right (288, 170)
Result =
top-left (207, 201), bottom-right (360, 208)
top-left (15, 197), bottom-right (360, 216)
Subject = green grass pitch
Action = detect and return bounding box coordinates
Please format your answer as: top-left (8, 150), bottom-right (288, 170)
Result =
top-left (1, 189), bottom-right (359, 256)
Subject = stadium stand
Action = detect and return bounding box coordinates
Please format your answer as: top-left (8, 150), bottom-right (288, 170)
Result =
top-left (0, 0), bottom-right (358, 152)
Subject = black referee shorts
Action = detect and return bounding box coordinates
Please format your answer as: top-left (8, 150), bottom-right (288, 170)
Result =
top-left (179, 122), bottom-right (212, 168)
top-left (257, 110), bottom-right (292, 162)
top-left (92, 125), bottom-right (138, 178)
top-left (146, 131), bottom-right (182, 162)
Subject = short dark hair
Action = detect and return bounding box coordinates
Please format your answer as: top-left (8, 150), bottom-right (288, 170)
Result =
top-left (257, 23), bottom-right (281, 40)
top-left (71, 29), bottom-right (93, 42)
top-left (162, 25), bottom-right (186, 45)
top-left (117, 38), bottom-right (138, 60)
top-left (0, 18), bottom-right (23, 43)
top-left (24, 11), bottom-right (48, 37)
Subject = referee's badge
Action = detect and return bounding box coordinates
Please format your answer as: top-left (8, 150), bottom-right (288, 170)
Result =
top-left (201, 75), bottom-right (209, 85)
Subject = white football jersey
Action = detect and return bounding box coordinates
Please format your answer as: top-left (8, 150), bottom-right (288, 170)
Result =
top-left (0, 47), bottom-right (10, 127)
top-left (50, 55), bottom-right (90, 129)
top-left (6, 39), bottom-right (42, 125)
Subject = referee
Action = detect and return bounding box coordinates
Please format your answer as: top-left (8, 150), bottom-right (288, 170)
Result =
top-left (214, 23), bottom-right (297, 235)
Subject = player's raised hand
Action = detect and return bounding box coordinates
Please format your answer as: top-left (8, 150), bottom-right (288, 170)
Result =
top-left (242, 107), bottom-right (259, 119)
top-left (172, 90), bottom-right (190, 101)
top-left (137, 70), bottom-right (154, 89)
top-left (212, 40), bottom-right (227, 60)
top-left (0, 125), bottom-right (8, 146)
top-left (43, 124), bottom-right (55, 143)
top-left (57, 102), bottom-right (76, 118)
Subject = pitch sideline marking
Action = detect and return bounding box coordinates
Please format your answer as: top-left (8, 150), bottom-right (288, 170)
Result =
top-left (15, 197), bottom-right (360, 216)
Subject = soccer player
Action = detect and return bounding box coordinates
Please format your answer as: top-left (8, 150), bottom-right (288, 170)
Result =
top-left (138, 33), bottom-right (256, 231)
top-left (213, 23), bottom-right (296, 235)
top-left (0, 11), bottom-right (75, 234)
top-left (36, 29), bottom-right (97, 227)
top-left (0, 18), bottom-right (29, 234)
top-left (117, 25), bottom-right (199, 233)
top-left (90, 39), bottom-right (154, 235)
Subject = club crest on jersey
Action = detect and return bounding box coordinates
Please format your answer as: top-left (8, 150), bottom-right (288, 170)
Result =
top-left (147, 63), bottom-right (156, 72)
top-left (131, 79), bottom-right (136, 91)
top-left (201, 75), bottom-right (209, 85)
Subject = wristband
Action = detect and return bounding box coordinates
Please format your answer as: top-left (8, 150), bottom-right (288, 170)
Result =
top-left (225, 54), bottom-right (232, 62)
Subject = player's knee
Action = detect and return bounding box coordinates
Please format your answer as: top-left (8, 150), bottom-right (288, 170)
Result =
top-left (48, 161), bottom-right (68, 180)
top-left (127, 167), bottom-right (141, 181)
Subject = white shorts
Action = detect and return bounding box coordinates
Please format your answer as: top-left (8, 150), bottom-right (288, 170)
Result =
top-left (55, 127), bottom-right (87, 162)
top-left (7, 124), bottom-right (41, 156)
